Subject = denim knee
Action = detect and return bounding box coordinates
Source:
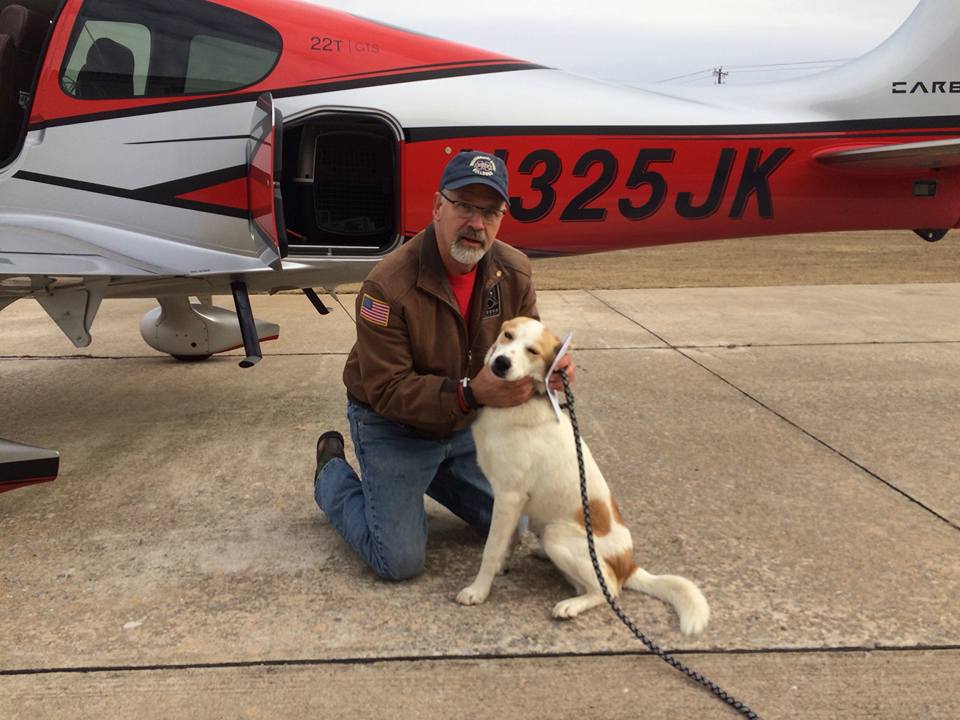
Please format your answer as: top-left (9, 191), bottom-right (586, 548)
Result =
top-left (372, 544), bottom-right (426, 581)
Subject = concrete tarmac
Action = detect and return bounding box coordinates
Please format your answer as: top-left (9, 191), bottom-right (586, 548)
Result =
top-left (1, 283), bottom-right (959, 718)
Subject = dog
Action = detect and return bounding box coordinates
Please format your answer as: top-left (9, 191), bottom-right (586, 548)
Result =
top-left (456, 317), bottom-right (709, 634)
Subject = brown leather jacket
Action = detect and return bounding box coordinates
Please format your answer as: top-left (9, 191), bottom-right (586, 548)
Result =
top-left (343, 224), bottom-right (538, 438)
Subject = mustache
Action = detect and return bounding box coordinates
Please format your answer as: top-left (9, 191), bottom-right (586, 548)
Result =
top-left (458, 227), bottom-right (486, 242)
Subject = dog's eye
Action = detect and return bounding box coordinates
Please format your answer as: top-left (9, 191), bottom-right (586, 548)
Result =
top-left (526, 346), bottom-right (540, 355)
top-left (503, 331), bottom-right (514, 341)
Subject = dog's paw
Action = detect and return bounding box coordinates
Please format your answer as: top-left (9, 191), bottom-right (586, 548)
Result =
top-left (551, 598), bottom-right (583, 619)
top-left (680, 607), bottom-right (710, 636)
top-left (677, 588), bottom-right (710, 636)
top-left (456, 583), bottom-right (490, 606)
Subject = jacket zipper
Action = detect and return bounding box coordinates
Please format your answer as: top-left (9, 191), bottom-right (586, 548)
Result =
top-left (428, 268), bottom-right (502, 378)
top-left (466, 274), bottom-right (501, 376)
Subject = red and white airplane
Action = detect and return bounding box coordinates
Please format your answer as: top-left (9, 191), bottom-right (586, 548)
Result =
top-left (1, 0), bottom-right (958, 488)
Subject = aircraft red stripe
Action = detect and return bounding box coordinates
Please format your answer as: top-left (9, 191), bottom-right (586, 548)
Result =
top-left (303, 58), bottom-right (530, 84)
top-left (0, 476), bottom-right (56, 493)
top-left (176, 178), bottom-right (248, 211)
top-left (30, 0), bottom-right (526, 125)
top-left (402, 131), bottom-right (960, 254)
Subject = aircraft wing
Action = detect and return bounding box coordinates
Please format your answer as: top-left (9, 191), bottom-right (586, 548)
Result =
top-left (0, 252), bottom-right (153, 277)
top-left (0, 438), bottom-right (59, 493)
top-left (0, 224), bottom-right (159, 301)
top-left (815, 138), bottom-right (960, 170)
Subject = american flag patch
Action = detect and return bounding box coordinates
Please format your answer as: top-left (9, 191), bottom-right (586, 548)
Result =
top-left (360, 294), bottom-right (390, 327)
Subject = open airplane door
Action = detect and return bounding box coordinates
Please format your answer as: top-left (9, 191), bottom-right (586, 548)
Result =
top-left (141, 94), bottom-right (289, 367)
top-left (247, 93), bottom-right (288, 271)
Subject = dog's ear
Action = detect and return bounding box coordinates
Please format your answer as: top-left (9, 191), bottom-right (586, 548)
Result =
top-left (541, 329), bottom-right (562, 366)
top-left (547, 335), bottom-right (573, 367)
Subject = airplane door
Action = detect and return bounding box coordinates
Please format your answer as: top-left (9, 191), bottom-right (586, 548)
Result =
top-left (247, 93), bottom-right (288, 270)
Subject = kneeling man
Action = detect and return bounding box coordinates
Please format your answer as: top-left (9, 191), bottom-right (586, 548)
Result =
top-left (314, 150), bottom-right (573, 579)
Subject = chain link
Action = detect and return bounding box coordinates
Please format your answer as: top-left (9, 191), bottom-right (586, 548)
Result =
top-left (559, 369), bottom-right (760, 719)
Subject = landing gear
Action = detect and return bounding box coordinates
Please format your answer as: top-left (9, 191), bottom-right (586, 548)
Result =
top-left (139, 293), bottom-right (279, 364)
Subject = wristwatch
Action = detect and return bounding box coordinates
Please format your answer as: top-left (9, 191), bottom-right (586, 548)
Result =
top-left (460, 376), bottom-right (482, 410)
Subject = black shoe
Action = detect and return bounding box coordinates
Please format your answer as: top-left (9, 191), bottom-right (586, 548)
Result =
top-left (315, 430), bottom-right (345, 478)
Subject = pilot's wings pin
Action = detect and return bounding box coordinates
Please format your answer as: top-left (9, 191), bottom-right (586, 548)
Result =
top-left (483, 285), bottom-right (501, 319)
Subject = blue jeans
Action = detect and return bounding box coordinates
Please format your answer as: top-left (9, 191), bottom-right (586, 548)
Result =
top-left (315, 401), bottom-right (493, 580)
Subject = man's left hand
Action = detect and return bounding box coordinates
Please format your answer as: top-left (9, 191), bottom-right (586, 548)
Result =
top-left (548, 353), bottom-right (575, 392)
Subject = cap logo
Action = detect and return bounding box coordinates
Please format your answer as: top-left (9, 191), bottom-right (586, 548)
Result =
top-left (469, 155), bottom-right (496, 177)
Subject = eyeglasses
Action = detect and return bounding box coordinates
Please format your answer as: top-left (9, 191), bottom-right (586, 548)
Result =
top-left (439, 190), bottom-right (507, 224)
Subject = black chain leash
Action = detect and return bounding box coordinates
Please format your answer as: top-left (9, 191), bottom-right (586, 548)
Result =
top-left (558, 368), bottom-right (761, 719)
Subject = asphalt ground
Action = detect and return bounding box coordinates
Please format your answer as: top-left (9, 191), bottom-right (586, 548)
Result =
top-left (526, 230), bottom-right (960, 289)
top-left (1, 230), bottom-right (959, 718)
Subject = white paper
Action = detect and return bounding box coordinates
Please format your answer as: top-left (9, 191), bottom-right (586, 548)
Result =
top-left (545, 332), bottom-right (573, 422)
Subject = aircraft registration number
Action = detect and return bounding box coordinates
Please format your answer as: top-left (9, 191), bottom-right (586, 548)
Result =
top-left (473, 147), bottom-right (793, 223)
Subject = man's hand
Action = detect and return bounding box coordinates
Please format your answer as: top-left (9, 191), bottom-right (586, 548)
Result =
top-left (548, 353), bottom-right (576, 393)
top-left (470, 364), bottom-right (534, 408)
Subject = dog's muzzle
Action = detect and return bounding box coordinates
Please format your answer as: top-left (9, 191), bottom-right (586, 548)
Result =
top-left (491, 355), bottom-right (511, 378)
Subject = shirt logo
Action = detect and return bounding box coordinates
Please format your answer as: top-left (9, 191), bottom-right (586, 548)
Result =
top-left (483, 285), bottom-right (501, 319)
top-left (360, 294), bottom-right (390, 327)
top-left (470, 155), bottom-right (496, 177)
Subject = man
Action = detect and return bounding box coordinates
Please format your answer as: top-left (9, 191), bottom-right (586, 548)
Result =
top-left (314, 150), bottom-right (574, 580)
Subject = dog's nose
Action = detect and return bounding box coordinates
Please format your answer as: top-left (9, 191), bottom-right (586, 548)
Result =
top-left (492, 355), bottom-right (511, 378)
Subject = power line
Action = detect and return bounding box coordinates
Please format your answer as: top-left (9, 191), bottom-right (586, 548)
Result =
top-left (723, 57), bottom-right (851, 70)
top-left (730, 63), bottom-right (844, 74)
top-left (658, 57), bottom-right (852, 83)
top-left (657, 67), bottom-right (715, 82)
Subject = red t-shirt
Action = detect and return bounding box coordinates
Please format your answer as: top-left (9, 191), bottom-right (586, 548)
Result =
top-left (446, 268), bottom-right (477, 324)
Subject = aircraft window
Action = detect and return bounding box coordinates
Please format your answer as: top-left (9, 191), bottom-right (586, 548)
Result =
top-left (62, 21), bottom-right (150, 97)
top-left (185, 35), bottom-right (279, 94)
top-left (60, 0), bottom-right (281, 99)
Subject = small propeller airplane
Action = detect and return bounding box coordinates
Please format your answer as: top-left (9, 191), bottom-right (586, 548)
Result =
top-left (1, 0), bottom-right (959, 490)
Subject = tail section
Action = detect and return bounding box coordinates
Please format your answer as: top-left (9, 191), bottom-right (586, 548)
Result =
top-left (797, 0), bottom-right (960, 121)
top-left (624, 567), bottom-right (710, 636)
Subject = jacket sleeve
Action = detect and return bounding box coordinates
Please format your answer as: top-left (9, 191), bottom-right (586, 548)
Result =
top-left (353, 281), bottom-right (462, 432)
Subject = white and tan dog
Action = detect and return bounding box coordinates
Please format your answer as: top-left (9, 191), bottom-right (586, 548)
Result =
top-left (457, 317), bottom-right (709, 634)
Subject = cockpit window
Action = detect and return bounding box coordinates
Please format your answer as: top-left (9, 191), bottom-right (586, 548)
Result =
top-left (185, 34), bottom-right (280, 94)
top-left (60, 0), bottom-right (281, 99)
top-left (62, 21), bottom-right (151, 97)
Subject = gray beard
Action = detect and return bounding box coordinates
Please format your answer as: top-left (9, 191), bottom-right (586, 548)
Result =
top-left (450, 237), bottom-right (488, 266)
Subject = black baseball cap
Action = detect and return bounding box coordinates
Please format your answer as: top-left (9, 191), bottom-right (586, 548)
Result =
top-left (439, 151), bottom-right (509, 202)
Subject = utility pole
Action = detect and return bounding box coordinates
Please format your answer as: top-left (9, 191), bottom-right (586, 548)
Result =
top-left (713, 66), bottom-right (729, 84)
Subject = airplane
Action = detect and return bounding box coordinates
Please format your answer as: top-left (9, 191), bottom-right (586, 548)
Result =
top-left (1, 0), bottom-right (959, 490)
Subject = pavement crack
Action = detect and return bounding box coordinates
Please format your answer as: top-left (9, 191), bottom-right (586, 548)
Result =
top-left (586, 291), bottom-right (960, 533)
top-left (3, 644), bottom-right (958, 677)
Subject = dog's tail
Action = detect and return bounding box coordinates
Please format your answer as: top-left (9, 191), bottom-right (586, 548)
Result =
top-left (624, 566), bottom-right (710, 636)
